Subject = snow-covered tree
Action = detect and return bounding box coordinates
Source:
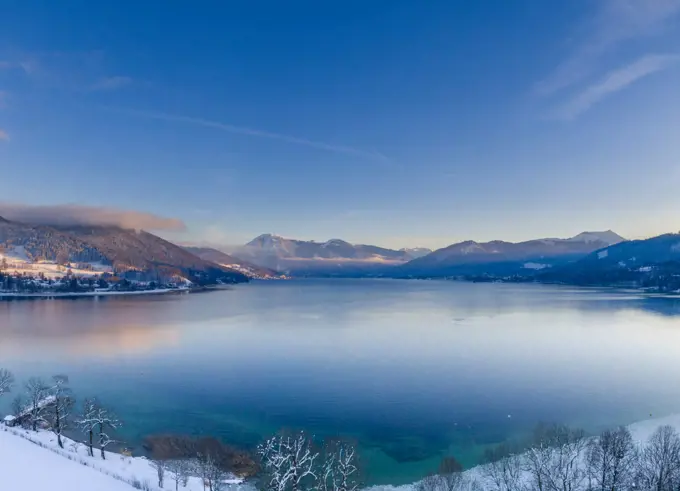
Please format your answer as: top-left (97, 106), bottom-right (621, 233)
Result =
top-left (76, 398), bottom-right (98, 457)
top-left (482, 443), bottom-right (525, 491)
top-left (151, 459), bottom-right (166, 489)
top-left (0, 368), bottom-right (14, 397)
top-left (321, 441), bottom-right (361, 491)
top-left (11, 394), bottom-right (25, 420)
top-left (638, 425), bottom-right (680, 491)
top-left (50, 374), bottom-right (74, 448)
top-left (258, 433), bottom-right (319, 491)
top-left (530, 425), bottom-right (588, 491)
top-left (165, 459), bottom-right (192, 491)
top-left (76, 398), bottom-right (121, 459)
top-left (417, 472), bottom-right (480, 491)
top-left (24, 376), bottom-right (50, 431)
top-left (586, 426), bottom-right (637, 491)
top-left (524, 425), bottom-right (555, 491)
top-left (196, 453), bottom-right (227, 491)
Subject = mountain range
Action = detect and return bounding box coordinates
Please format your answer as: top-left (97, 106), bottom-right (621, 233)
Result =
top-left (396, 230), bottom-right (625, 278)
top-left (229, 234), bottom-right (432, 276)
top-left (229, 231), bottom-right (625, 278)
top-left (4, 216), bottom-right (677, 291)
top-left (538, 233), bottom-right (680, 290)
top-left (0, 216), bottom-right (249, 284)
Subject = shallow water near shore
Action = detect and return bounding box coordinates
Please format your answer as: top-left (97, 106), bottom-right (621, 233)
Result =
top-left (2, 279), bottom-right (680, 485)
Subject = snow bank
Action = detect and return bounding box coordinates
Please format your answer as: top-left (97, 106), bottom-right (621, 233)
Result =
top-left (1, 426), bottom-right (247, 491)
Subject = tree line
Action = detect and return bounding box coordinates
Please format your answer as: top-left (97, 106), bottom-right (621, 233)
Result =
top-left (417, 423), bottom-right (680, 491)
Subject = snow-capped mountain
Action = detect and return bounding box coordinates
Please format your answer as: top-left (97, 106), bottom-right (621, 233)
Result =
top-left (233, 234), bottom-right (423, 275)
top-left (400, 247), bottom-right (432, 259)
top-left (564, 230), bottom-right (624, 245)
top-left (241, 234), bottom-right (415, 261)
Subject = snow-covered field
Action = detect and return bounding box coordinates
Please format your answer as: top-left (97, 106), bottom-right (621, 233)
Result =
top-left (0, 247), bottom-right (113, 279)
top-left (0, 425), bottom-right (246, 491)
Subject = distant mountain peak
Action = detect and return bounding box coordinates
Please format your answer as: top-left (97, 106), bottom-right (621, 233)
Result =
top-left (322, 239), bottom-right (352, 247)
top-left (246, 233), bottom-right (285, 246)
top-left (567, 230), bottom-right (625, 245)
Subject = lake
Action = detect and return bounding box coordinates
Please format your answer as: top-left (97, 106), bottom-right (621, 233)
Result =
top-left (1, 279), bottom-right (680, 485)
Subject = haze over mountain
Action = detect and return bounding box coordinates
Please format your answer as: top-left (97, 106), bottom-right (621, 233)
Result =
top-left (0, 216), bottom-right (248, 284)
top-left (183, 246), bottom-right (281, 279)
top-left (230, 234), bottom-right (428, 276)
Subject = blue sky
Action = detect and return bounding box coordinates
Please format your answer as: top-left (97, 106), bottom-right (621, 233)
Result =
top-left (1, 1), bottom-right (680, 249)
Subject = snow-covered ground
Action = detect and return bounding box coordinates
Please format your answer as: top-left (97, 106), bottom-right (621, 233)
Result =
top-left (0, 248), bottom-right (113, 279)
top-left (0, 425), bottom-right (246, 491)
top-left (2, 413), bottom-right (680, 491)
top-left (0, 426), bottom-right (135, 491)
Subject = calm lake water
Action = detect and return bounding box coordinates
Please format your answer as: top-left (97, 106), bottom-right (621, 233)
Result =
top-left (2, 280), bottom-right (680, 484)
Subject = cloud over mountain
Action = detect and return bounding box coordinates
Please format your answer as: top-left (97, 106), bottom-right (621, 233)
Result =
top-left (0, 202), bottom-right (186, 231)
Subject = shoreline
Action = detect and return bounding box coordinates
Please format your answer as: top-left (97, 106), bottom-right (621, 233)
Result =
top-left (0, 287), bottom-right (190, 299)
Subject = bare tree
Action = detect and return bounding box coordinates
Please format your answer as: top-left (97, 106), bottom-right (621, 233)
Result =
top-left (321, 440), bottom-right (361, 491)
top-left (165, 459), bottom-right (192, 491)
top-left (24, 376), bottom-right (50, 431)
top-left (76, 398), bottom-right (121, 459)
top-left (151, 459), bottom-right (166, 489)
top-left (525, 425), bottom-right (556, 491)
top-left (542, 425), bottom-right (588, 491)
top-left (50, 374), bottom-right (74, 448)
top-left (76, 398), bottom-right (98, 457)
top-left (482, 442), bottom-right (525, 491)
top-left (638, 425), bottom-right (680, 491)
top-left (196, 453), bottom-right (227, 491)
top-left (258, 433), bottom-right (319, 491)
top-left (586, 426), bottom-right (637, 491)
top-left (11, 394), bottom-right (25, 420)
top-left (417, 472), bottom-right (480, 491)
top-left (0, 368), bottom-right (14, 397)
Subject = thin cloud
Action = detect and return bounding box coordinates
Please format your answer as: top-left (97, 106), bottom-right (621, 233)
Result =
top-left (0, 129), bottom-right (9, 141)
top-left (536, 0), bottom-right (680, 96)
top-left (111, 108), bottom-right (389, 162)
top-left (0, 59), bottom-right (36, 74)
top-left (554, 54), bottom-right (679, 120)
top-left (0, 202), bottom-right (186, 231)
top-left (90, 76), bottom-right (133, 91)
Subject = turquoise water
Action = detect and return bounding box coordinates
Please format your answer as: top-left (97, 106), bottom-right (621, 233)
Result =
top-left (2, 280), bottom-right (680, 484)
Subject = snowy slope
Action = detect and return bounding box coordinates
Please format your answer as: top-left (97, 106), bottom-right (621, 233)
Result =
top-left (0, 427), bottom-right (134, 491)
top-left (367, 413), bottom-right (680, 491)
top-left (1, 426), bottom-right (245, 491)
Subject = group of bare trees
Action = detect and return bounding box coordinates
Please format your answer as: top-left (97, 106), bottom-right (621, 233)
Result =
top-left (0, 367), bottom-right (121, 458)
top-left (258, 433), bottom-right (361, 491)
top-left (438, 424), bottom-right (680, 491)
